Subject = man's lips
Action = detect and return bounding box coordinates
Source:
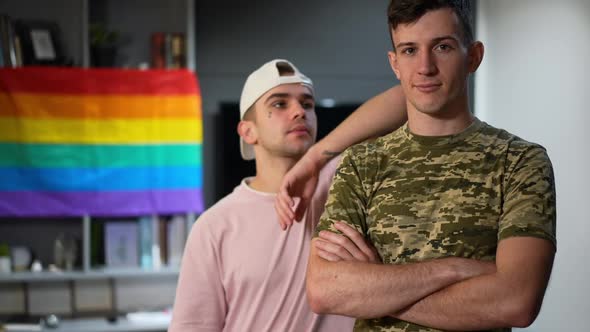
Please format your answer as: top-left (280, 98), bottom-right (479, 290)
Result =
top-left (288, 125), bottom-right (310, 135)
top-left (414, 83), bottom-right (442, 93)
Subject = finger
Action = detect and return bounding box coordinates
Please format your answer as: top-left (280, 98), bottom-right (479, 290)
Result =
top-left (317, 249), bottom-right (343, 262)
top-left (277, 188), bottom-right (296, 223)
top-left (278, 185), bottom-right (295, 208)
top-left (314, 238), bottom-right (354, 261)
top-left (275, 195), bottom-right (294, 229)
top-left (317, 231), bottom-right (364, 261)
top-left (273, 199), bottom-right (286, 230)
top-left (334, 222), bottom-right (377, 262)
top-left (294, 197), bottom-right (309, 222)
top-left (275, 203), bottom-right (288, 230)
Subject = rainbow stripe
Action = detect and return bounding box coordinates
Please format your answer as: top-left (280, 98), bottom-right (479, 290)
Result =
top-left (0, 67), bottom-right (204, 217)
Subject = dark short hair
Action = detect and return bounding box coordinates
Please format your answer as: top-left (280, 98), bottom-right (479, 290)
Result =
top-left (387, 0), bottom-right (474, 49)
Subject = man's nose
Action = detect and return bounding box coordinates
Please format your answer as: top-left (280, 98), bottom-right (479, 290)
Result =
top-left (418, 51), bottom-right (437, 76)
top-left (291, 103), bottom-right (306, 119)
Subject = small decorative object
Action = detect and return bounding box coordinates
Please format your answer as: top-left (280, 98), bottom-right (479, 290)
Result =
top-left (31, 259), bottom-right (43, 272)
top-left (0, 243), bottom-right (11, 274)
top-left (10, 246), bottom-right (32, 272)
top-left (53, 233), bottom-right (78, 271)
top-left (89, 23), bottom-right (119, 67)
top-left (41, 314), bottom-right (60, 329)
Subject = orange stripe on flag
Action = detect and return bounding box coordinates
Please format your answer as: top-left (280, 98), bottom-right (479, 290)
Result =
top-left (0, 93), bottom-right (202, 119)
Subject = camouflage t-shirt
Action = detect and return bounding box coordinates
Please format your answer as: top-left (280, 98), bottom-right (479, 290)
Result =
top-left (316, 118), bottom-right (556, 332)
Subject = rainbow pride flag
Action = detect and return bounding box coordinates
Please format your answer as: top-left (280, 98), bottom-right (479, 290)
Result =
top-left (0, 67), bottom-right (203, 217)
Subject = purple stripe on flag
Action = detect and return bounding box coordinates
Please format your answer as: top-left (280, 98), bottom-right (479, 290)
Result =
top-left (0, 190), bottom-right (204, 217)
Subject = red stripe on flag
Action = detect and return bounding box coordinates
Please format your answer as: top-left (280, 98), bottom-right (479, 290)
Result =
top-left (0, 67), bottom-right (200, 95)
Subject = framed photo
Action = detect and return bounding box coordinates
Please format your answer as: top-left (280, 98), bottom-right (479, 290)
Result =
top-left (14, 19), bottom-right (66, 65)
top-left (104, 221), bottom-right (139, 268)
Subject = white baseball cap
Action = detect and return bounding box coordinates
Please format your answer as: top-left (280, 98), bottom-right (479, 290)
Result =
top-left (239, 59), bottom-right (313, 160)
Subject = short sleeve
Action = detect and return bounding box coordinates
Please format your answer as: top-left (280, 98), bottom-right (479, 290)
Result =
top-left (315, 143), bottom-right (373, 238)
top-left (168, 217), bottom-right (227, 332)
top-left (499, 145), bottom-right (556, 247)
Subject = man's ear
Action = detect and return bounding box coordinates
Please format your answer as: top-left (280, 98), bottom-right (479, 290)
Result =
top-left (467, 41), bottom-right (484, 73)
top-left (388, 50), bottom-right (401, 80)
top-left (237, 120), bottom-right (257, 145)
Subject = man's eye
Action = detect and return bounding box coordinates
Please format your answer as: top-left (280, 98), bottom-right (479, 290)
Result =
top-left (435, 44), bottom-right (453, 52)
top-left (302, 102), bottom-right (315, 110)
top-left (402, 48), bottom-right (415, 55)
top-left (272, 101), bottom-right (287, 108)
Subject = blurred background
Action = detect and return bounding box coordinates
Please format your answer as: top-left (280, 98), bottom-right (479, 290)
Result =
top-left (0, 0), bottom-right (588, 331)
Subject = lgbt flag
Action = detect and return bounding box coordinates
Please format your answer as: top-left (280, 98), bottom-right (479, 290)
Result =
top-left (0, 67), bottom-right (203, 217)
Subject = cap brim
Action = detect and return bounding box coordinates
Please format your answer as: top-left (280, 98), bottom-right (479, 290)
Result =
top-left (240, 138), bottom-right (255, 160)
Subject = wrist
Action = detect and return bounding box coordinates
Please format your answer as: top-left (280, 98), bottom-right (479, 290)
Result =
top-left (309, 140), bottom-right (340, 167)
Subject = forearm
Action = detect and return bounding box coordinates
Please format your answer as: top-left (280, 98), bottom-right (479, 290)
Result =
top-left (312, 85), bottom-right (407, 160)
top-left (394, 272), bottom-right (525, 329)
top-left (394, 238), bottom-right (555, 330)
top-left (306, 240), bottom-right (489, 318)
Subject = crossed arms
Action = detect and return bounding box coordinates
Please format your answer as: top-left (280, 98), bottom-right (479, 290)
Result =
top-left (308, 225), bottom-right (555, 330)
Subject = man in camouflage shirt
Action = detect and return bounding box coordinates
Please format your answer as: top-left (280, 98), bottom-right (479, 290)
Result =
top-left (305, 1), bottom-right (556, 331)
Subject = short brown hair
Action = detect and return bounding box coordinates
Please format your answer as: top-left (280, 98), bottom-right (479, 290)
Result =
top-left (387, 0), bottom-right (474, 49)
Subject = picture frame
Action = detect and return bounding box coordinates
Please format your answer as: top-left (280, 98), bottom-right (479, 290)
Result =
top-left (14, 19), bottom-right (67, 65)
top-left (104, 221), bottom-right (139, 268)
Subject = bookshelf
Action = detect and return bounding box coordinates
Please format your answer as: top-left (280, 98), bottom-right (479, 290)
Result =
top-left (0, 65), bottom-right (202, 321)
top-left (0, 0), bottom-right (195, 70)
top-left (1, 2), bottom-right (198, 324)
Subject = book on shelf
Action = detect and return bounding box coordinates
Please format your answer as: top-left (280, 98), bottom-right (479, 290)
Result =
top-left (138, 215), bottom-right (171, 269)
top-left (99, 214), bottom-right (188, 270)
top-left (0, 14), bottom-right (18, 67)
top-left (167, 215), bottom-right (186, 267)
top-left (138, 216), bottom-right (154, 269)
top-left (151, 32), bottom-right (186, 69)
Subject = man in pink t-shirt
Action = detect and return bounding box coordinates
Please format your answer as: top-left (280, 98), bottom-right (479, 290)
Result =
top-left (169, 59), bottom-right (409, 332)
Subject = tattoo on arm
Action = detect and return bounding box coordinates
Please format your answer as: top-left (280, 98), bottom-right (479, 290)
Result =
top-left (322, 150), bottom-right (340, 160)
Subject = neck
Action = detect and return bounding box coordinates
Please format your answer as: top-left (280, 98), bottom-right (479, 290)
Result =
top-left (407, 95), bottom-right (474, 136)
top-left (248, 153), bottom-right (298, 193)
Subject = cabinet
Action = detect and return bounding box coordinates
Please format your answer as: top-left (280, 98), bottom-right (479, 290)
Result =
top-left (0, 1), bottom-right (199, 322)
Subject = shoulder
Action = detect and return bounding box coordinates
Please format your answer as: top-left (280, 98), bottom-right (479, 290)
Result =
top-left (474, 122), bottom-right (552, 166)
top-left (190, 187), bottom-right (247, 235)
top-left (478, 122), bottom-right (547, 153)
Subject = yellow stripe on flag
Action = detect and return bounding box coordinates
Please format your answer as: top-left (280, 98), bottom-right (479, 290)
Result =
top-left (0, 118), bottom-right (202, 144)
top-left (0, 93), bottom-right (201, 119)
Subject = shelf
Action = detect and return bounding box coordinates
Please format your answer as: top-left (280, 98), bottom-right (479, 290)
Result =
top-left (0, 267), bottom-right (179, 283)
top-left (2, 313), bottom-right (171, 332)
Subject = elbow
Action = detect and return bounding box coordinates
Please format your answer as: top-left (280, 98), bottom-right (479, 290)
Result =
top-left (306, 273), bottom-right (332, 314)
top-left (504, 296), bottom-right (543, 328)
top-left (306, 261), bottom-right (341, 314)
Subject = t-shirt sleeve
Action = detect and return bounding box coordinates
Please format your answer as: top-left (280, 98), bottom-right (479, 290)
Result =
top-left (315, 144), bottom-right (372, 238)
top-left (499, 144), bottom-right (557, 247)
top-left (168, 217), bottom-right (227, 332)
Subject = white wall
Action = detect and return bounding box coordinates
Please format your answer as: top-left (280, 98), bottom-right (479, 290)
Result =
top-left (475, 1), bottom-right (590, 330)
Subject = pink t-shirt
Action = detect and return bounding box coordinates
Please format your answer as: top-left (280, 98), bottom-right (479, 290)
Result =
top-left (169, 158), bottom-right (353, 332)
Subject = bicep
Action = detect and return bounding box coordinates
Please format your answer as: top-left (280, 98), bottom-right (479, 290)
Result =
top-left (496, 236), bottom-right (555, 310)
